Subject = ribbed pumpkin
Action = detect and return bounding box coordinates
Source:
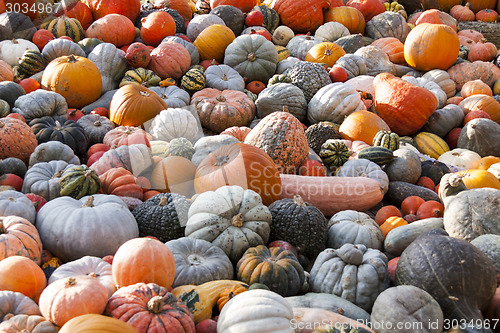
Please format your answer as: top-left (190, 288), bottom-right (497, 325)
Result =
top-left (414, 132), bottom-right (450, 159)
top-left (324, 6), bottom-right (365, 34)
top-left (120, 68), bottom-right (161, 88)
top-left (0, 216), bottom-right (42, 265)
top-left (194, 143), bottom-right (281, 206)
top-left (373, 73), bottom-right (438, 136)
top-left (109, 84), bottom-right (168, 127)
top-left (357, 146), bottom-right (394, 166)
top-left (59, 314), bottom-right (138, 333)
top-left (319, 139), bottom-right (352, 167)
top-left (59, 165), bottom-right (101, 200)
top-left (271, 0), bottom-right (331, 33)
top-left (244, 108), bottom-right (309, 174)
top-left (99, 167), bottom-right (143, 199)
top-left (65, 1), bottom-right (94, 30)
top-left (193, 24), bottom-right (236, 63)
top-left (0, 256), bottom-right (46, 300)
top-left (459, 94), bottom-right (500, 124)
top-left (380, 216), bottom-right (408, 237)
top-left (305, 42), bottom-right (346, 67)
top-left (373, 130), bottom-right (400, 151)
top-left (339, 110), bottom-right (391, 144)
top-left (236, 245), bottom-right (305, 297)
top-left (210, 0), bottom-right (257, 12)
top-left (454, 169), bottom-right (500, 190)
top-left (220, 126), bottom-right (252, 142)
top-left (16, 50), bottom-right (46, 79)
top-left (0, 314), bottom-right (58, 333)
top-left (165, 138), bottom-right (195, 159)
top-left (42, 16), bottom-right (85, 42)
top-left (0, 118), bottom-right (37, 165)
top-left (181, 67), bottom-right (206, 94)
top-left (85, 14), bottom-right (136, 47)
top-left (217, 285), bottom-right (248, 311)
top-left (404, 23), bottom-right (460, 71)
top-left (41, 55), bottom-right (102, 109)
top-left (254, 5), bottom-right (280, 31)
top-left (371, 37), bottom-right (405, 65)
top-left (148, 41), bottom-right (191, 79)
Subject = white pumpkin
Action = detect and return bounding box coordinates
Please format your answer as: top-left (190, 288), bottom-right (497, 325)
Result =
top-left (402, 76), bottom-right (447, 109)
top-left (327, 210), bottom-right (384, 250)
top-left (286, 35), bottom-right (321, 60)
top-left (0, 190), bottom-right (36, 224)
top-left (145, 108), bottom-right (202, 144)
top-left (186, 14), bottom-right (225, 41)
top-left (308, 82), bottom-right (366, 124)
top-left (336, 159), bottom-right (389, 194)
top-left (314, 22), bottom-right (350, 42)
top-left (422, 69), bottom-right (457, 98)
top-left (272, 25), bottom-right (295, 46)
top-left (88, 43), bottom-right (128, 94)
top-left (438, 148), bottom-right (481, 170)
top-left (0, 38), bottom-right (39, 66)
top-left (185, 185), bottom-right (272, 263)
top-left (205, 64), bottom-right (245, 91)
top-left (149, 85), bottom-right (190, 109)
top-left (488, 162), bottom-right (500, 181)
top-left (217, 289), bottom-right (295, 333)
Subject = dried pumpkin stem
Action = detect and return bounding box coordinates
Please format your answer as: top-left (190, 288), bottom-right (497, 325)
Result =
top-left (54, 121), bottom-right (62, 130)
top-left (0, 221), bottom-right (4, 234)
top-left (83, 196), bottom-right (94, 208)
top-left (0, 122), bottom-right (4, 128)
top-left (216, 96), bottom-right (227, 102)
top-left (139, 91), bottom-right (151, 97)
top-left (231, 213), bottom-right (244, 227)
top-left (214, 155), bottom-right (230, 166)
top-left (84, 170), bottom-right (93, 178)
top-left (52, 170), bottom-right (63, 179)
top-left (293, 195), bottom-right (306, 207)
top-left (67, 55), bottom-right (78, 63)
top-left (66, 277), bottom-right (76, 286)
top-left (147, 296), bottom-right (165, 314)
top-left (94, 121), bottom-right (102, 127)
top-left (88, 272), bottom-right (97, 278)
top-left (247, 52), bottom-right (256, 62)
top-left (159, 196), bottom-right (168, 206)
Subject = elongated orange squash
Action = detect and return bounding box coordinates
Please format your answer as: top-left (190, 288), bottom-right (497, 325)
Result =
top-left (279, 174), bottom-right (384, 217)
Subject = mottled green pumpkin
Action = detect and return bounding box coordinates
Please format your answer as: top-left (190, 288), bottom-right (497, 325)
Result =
top-left (165, 137), bottom-right (195, 160)
top-left (319, 139), bottom-right (352, 167)
top-left (268, 73), bottom-right (291, 86)
top-left (17, 50), bottom-right (46, 78)
top-left (119, 68), bottom-right (162, 88)
top-left (236, 244), bottom-right (305, 297)
top-left (59, 165), bottom-right (101, 199)
top-left (180, 67), bottom-right (206, 95)
top-left (0, 99), bottom-right (10, 118)
top-left (305, 122), bottom-right (342, 155)
top-left (373, 130), bottom-right (400, 151)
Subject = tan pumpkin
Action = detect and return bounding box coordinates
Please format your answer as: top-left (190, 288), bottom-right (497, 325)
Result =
top-left (461, 79), bottom-right (493, 98)
top-left (41, 55), bottom-right (102, 109)
top-left (0, 216), bottom-right (42, 265)
top-left (59, 314), bottom-right (138, 333)
top-left (193, 24), bottom-right (236, 63)
top-left (0, 314), bottom-right (58, 332)
top-left (109, 84), bottom-right (168, 127)
top-left (148, 41), bottom-right (191, 79)
top-left (0, 256), bottom-right (46, 301)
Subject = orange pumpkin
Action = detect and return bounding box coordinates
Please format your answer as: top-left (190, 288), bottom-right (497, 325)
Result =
top-left (150, 156), bottom-right (196, 197)
top-left (59, 314), bottom-right (138, 333)
top-left (0, 256), bottom-right (46, 300)
top-left (99, 167), bottom-right (144, 199)
top-left (477, 156), bottom-right (500, 170)
top-left (454, 169), bottom-right (500, 189)
top-left (305, 42), bottom-right (346, 67)
top-left (220, 126), bottom-right (252, 142)
top-left (193, 24), bottom-right (235, 63)
top-left (463, 110), bottom-right (491, 125)
top-left (271, 0), bottom-right (331, 33)
top-left (85, 0), bottom-right (141, 22)
top-left (339, 110), bottom-right (391, 144)
top-left (466, 0), bottom-right (497, 12)
top-left (380, 216), bottom-right (408, 237)
top-left (447, 96), bottom-right (464, 105)
top-left (194, 143), bottom-right (281, 206)
top-left (459, 94), bottom-right (500, 124)
top-left (450, 3), bottom-right (476, 21)
top-left (374, 205), bottom-right (402, 226)
top-left (210, 0), bottom-right (257, 12)
top-left (38, 276), bottom-right (109, 327)
top-left (217, 285), bottom-right (248, 311)
top-left (373, 72), bottom-right (438, 135)
top-left (85, 14), bottom-right (136, 47)
top-left (148, 41), bottom-right (191, 79)
top-left (140, 11), bottom-right (176, 47)
top-left (65, 1), bottom-right (94, 30)
top-left (404, 23), bottom-right (460, 72)
top-left (371, 37), bottom-right (406, 65)
top-left (461, 79), bottom-right (493, 98)
top-left (0, 59), bottom-right (14, 82)
top-left (420, 0), bottom-right (462, 12)
top-left (416, 200), bottom-right (444, 219)
top-left (109, 84), bottom-right (168, 127)
top-left (112, 237), bottom-right (176, 289)
top-left (0, 118), bottom-right (37, 165)
top-left (41, 55), bottom-right (102, 109)
top-left (457, 29), bottom-right (484, 42)
top-left (0, 216), bottom-right (42, 265)
top-left (475, 8), bottom-right (499, 21)
top-left (415, 9), bottom-right (458, 31)
top-left (401, 196), bottom-right (425, 215)
top-left (324, 6), bottom-right (366, 34)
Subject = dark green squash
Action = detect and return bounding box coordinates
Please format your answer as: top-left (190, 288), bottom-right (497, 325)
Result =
top-left (0, 99), bottom-right (10, 118)
top-left (0, 157), bottom-right (27, 178)
top-left (17, 50), bottom-right (46, 79)
top-left (387, 181), bottom-right (441, 206)
top-left (59, 165), bottom-right (101, 199)
top-left (0, 81), bottom-right (25, 108)
top-left (119, 68), bottom-right (161, 88)
top-left (253, 5), bottom-right (280, 32)
top-left (396, 229), bottom-right (497, 326)
top-left (180, 67), bottom-right (206, 95)
top-left (77, 38), bottom-right (104, 56)
top-left (29, 116), bottom-right (89, 159)
top-left (420, 160), bottom-right (450, 186)
top-left (372, 130), bottom-right (400, 151)
top-left (319, 139), bottom-right (352, 168)
top-left (305, 122), bottom-right (342, 155)
top-left (165, 137), bottom-right (195, 160)
top-left (236, 244), bottom-right (305, 297)
top-left (357, 146), bottom-right (394, 166)
top-left (268, 195), bottom-right (328, 259)
top-left (210, 5), bottom-right (245, 36)
top-left (132, 192), bottom-right (191, 243)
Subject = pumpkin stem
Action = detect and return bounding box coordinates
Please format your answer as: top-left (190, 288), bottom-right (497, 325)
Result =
top-left (0, 221), bottom-right (5, 234)
top-left (84, 170), bottom-right (94, 178)
top-left (324, 48), bottom-right (332, 56)
top-left (139, 91), bottom-right (151, 97)
top-left (214, 155), bottom-right (230, 166)
top-left (222, 74), bottom-right (228, 81)
top-left (67, 54), bottom-right (78, 63)
top-left (231, 213), bottom-right (244, 227)
top-left (216, 95), bottom-right (227, 102)
top-left (282, 106), bottom-right (289, 113)
top-left (159, 196), bottom-right (168, 206)
top-left (54, 120), bottom-right (62, 130)
top-left (66, 277), bottom-right (77, 286)
top-left (83, 196), bottom-right (94, 208)
top-left (438, 173), bottom-right (468, 203)
top-left (52, 170), bottom-right (64, 179)
top-left (0, 122), bottom-right (4, 128)
top-left (88, 272), bottom-right (97, 278)
top-left (147, 296), bottom-right (165, 314)
top-left (293, 195), bottom-right (306, 207)
top-left (94, 121), bottom-right (102, 127)
top-left (247, 52), bottom-right (256, 62)
top-left (12, 39), bottom-right (18, 44)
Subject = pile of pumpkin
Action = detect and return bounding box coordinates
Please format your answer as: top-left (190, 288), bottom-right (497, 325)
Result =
top-left (0, 0), bottom-right (500, 331)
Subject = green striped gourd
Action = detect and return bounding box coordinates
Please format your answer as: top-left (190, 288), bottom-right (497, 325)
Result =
top-left (120, 68), bottom-right (162, 87)
top-left (319, 139), bottom-right (352, 167)
top-left (373, 130), bottom-right (400, 151)
top-left (268, 74), bottom-right (291, 86)
top-left (17, 50), bottom-right (47, 78)
top-left (357, 146), bottom-right (394, 166)
top-left (166, 137), bottom-right (195, 160)
top-left (59, 165), bottom-right (101, 200)
top-left (254, 5), bottom-right (280, 32)
top-left (41, 16), bottom-right (85, 42)
top-left (181, 67), bottom-right (206, 95)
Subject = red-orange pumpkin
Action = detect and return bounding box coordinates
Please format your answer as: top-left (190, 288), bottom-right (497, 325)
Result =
top-left (346, 0), bottom-right (385, 22)
top-left (154, 0), bottom-right (193, 20)
top-left (99, 167), bottom-right (144, 199)
top-left (103, 126), bottom-right (152, 148)
top-left (466, 0), bottom-right (497, 12)
top-left (85, 14), bottom-right (136, 47)
top-left (0, 216), bottom-right (42, 265)
top-left (0, 118), bottom-right (37, 165)
top-left (210, 0), bottom-right (258, 12)
top-left (324, 6), bottom-right (365, 34)
top-left (193, 25), bottom-right (235, 63)
top-left (140, 11), bottom-right (176, 47)
top-left (0, 256), bottom-right (46, 301)
top-left (220, 126), bottom-right (252, 142)
top-left (194, 143), bottom-right (281, 206)
top-left (65, 1), bottom-right (94, 30)
top-left (373, 72), bottom-right (438, 135)
top-left (112, 238), bottom-right (176, 289)
top-left (476, 8), bottom-right (499, 21)
top-left (148, 41), bottom-right (191, 79)
top-left (85, 0), bottom-right (141, 22)
top-left (0, 59), bottom-right (14, 82)
top-left (450, 3), bottom-right (476, 21)
top-left (271, 0), bottom-right (331, 33)
top-left (109, 85), bottom-right (168, 127)
top-left (371, 37), bottom-right (406, 65)
top-left (468, 39), bottom-right (498, 62)
top-left (415, 9), bottom-right (458, 31)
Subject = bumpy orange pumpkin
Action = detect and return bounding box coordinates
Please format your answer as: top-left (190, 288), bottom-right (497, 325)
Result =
top-left (305, 42), bottom-right (346, 67)
top-left (112, 238), bottom-right (176, 289)
top-left (271, 0), bottom-right (331, 33)
top-left (41, 55), bottom-right (102, 109)
top-left (148, 41), bottom-right (191, 79)
top-left (373, 73), bottom-right (438, 135)
top-left (0, 256), bottom-right (46, 300)
top-left (193, 24), bottom-right (236, 63)
top-left (109, 84), bottom-right (168, 127)
top-left (468, 39), bottom-right (498, 62)
top-left (85, 14), bottom-right (136, 47)
top-left (339, 110), bottom-right (391, 144)
top-left (475, 8), bottom-right (499, 21)
top-left (194, 143), bottom-right (282, 206)
top-left (404, 23), bottom-right (460, 72)
top-left (324, 6), bottom-right (365, 34)
top-left (0, 118), bottom-right (37, 165)
top-left (0, 216), bottom-right (42, 265)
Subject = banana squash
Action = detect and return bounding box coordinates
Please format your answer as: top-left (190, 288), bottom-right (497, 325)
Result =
top-left (414, 132), bottom-right (450, 159)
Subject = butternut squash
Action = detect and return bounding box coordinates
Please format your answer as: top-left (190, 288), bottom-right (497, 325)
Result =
top-left (279, 174), bottom-right (384, 217)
